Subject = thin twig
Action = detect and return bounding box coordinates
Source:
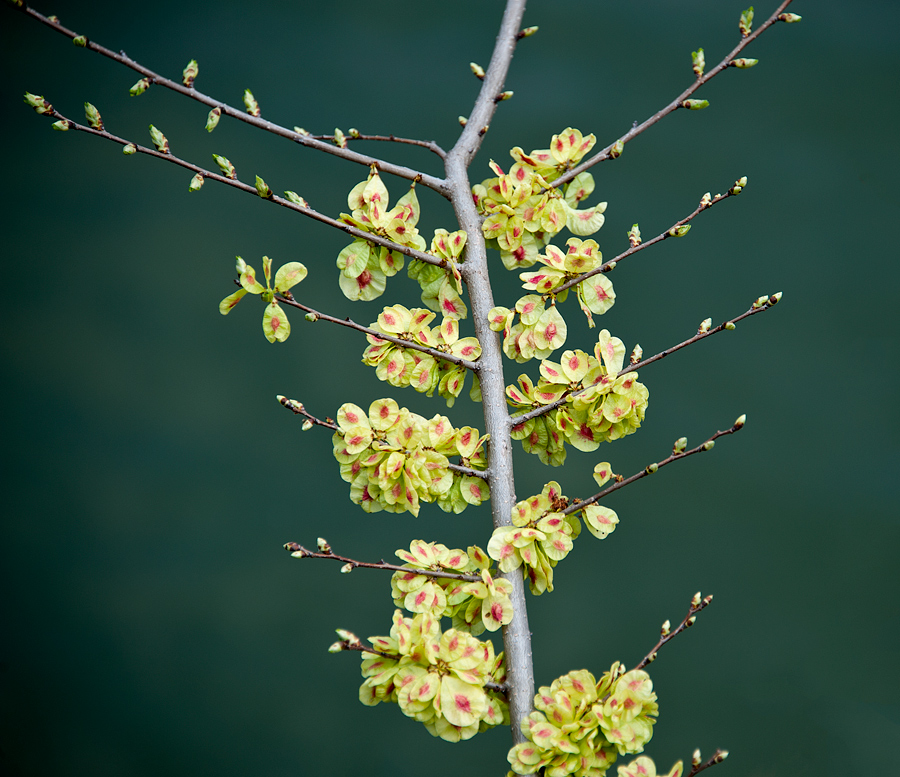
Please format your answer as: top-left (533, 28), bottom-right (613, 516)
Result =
top-left (283, 542), bottom-right (482, 583)
top-left (15, 4), bottom-right (449, 195)
top-left (44, 110), bottom-right (449, 269)
top-left (274, 294), bottom-right (480, 372)
top-left (687, 750), bottom-right (730, 777)
top-left (553, 185), bottom-right (742, 296)
top-left (305, 132), bottom-right (446, 159)
top-left (633, 592), bottom-right (714, 671)
top-left (511, 294), bottom-right (780, 425)
top-left (553, 0), bottom-right (795, 188)
top-left (562, 419), bottom-right (745, 517)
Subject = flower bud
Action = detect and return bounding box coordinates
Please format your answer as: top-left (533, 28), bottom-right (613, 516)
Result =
top-left (469, 62), bottom-right (485, 79)
top-left (335, 629), bottom-right (360, 645)
top-left (317, 537), bottom-right (332, 553)
top-left (304, 312), bottom-right (318, 322)
top-left (519, 26), bottom-right (539, 38)
top-left (497, 90), bottom-right (514, 101)
top-left (205, 107), bottom-right (221, 132)
top-left (769, 291), bottom-right (782, 304)
top-left (83, 102), bottom-right (103, 130)
top-left (681, 99), bottom-right (709, 110)
top-left (725, 322), bottom-right (736, 331)
top-left (294, 126), bottom-right (310, 135)
top-left (51, 120), bottom-right (70, 131)
top-left (778, 13), bottom-right (801, 22)
top-left (73, 35), bottom-right (87, 47)
top-left (182, 59), bottom-right (198, 88)
top-left (255, 175), bottom-right (272, 199)
top-left (645, 462), bottom-right (658, 474)
top-left (700, 192), bottom-right (712, 208)
top-left (753, 295), bottom-right (768, 309)
top-left (628, 223), bottom-right (641, 246)
top-left (702, 440), bottom-right (715, 451)
top-left (732, 57), bottom-right (759, 68)
top-left (48, 14), bottom-right (59, 22)
top-left (739, 7), bottom-right (754, 37)
top-left (692, 750), bottom-right (702, 767)
top-left (243, 88), bottom-right (260, 116)
top-left (668, 224), bottom-right (691, 237)
top-left (630, 344), bottom-right (642, 364)
top-left (661, 619), bottom-right (671, 636)
top-left (608, 139), bottom-right (625, 159)
top-left (458, 116), bottom-right (468, 126)
top-left (674, 437), bottom-right (688, 453)
top-left (123, 143), bottom-right (137, 155)
top-left (703, 594), bottom-right (714, 605)
top-left (301, 419), bottom-right (313, 431)
top-left (686, 616), bottom-right (697, 627)
top-left (715, 751), bottom-right (729, 763)
top-left (348, 128), bottom-right (360, 138)
top-left (212, 154), bottom-right (236, 179)
top-left (734, 414), bottom-right (746, 428)
top-left (327, 641), bottom-right (345, 653)
top-left (340, 563), bottom-right (353, 574)
top-left (692, 48), bottom-right (705, 77)
top-left (284, 191), bottom-right (308, 207)
top-left (129, 78), bottom-right (150, 97)
top-left (692, 591), bottom-right (702, 607)
top-left (235, 256), bottom-right (248, 274)
top-left (333, 128), bottom-right (347, 148)
top-left (188, 173), bottom-right (204, 192)
top-left (24, 92), bottom-right (52, 114)
top-left (148, 124), bottom-right (169, 153)
top-left (699, 317), bottom-right (712, 333)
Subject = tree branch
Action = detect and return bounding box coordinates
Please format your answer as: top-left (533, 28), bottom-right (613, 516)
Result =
top-left (686, 750), bottom-right (730, 777)
top-left (15, 3), bottom-right (449, 194)
top-left (633, 591), bottom-right (714, 671)
top-left (511, 294), bottom-right (781, 426)
top-left (42, 110), bottom-right (450, 269)
top-left (553, 0), bottom-right (795, 188)
top-left (305, 131), bottom-right (446, 159)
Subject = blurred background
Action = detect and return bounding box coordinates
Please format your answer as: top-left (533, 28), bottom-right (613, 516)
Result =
top-left (2, 0), bottom-right (897, 775)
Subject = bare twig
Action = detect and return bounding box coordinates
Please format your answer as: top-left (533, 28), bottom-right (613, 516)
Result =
top-left (44, 111), bottom-right (449, 269)
top-left (633, 591), bottom-right (715, 671)
top-left (305, 131), bottom-right (446, 159)
top-left (15, 4), bottom-right (449, 195)
top-left (553, 0), bottom-right (795, 188)
top-left (511, 294), bottom-right (781, 425)
top-left (562, 418), bottom-right (746, 517)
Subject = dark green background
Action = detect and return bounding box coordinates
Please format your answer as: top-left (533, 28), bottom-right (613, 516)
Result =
top-left (2, 1), bottom-right (897, 775)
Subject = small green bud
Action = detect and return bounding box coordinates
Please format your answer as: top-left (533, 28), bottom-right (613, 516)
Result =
top-left (700, 192), bottom-right (712, 208)
top-left (327, 641), bottom-right (345, 653)
top-left (340, 563), bottom-right (353, 574)
top-left (628, 223), bottom-right (641, 246)
top-left (24, 92), bottom-right (52, 114)
top-left (607, 261), bottom-right (617, 269)
top-left (235, 256), bottom-right (248, 275)
top-left (645, 652), bottom-right (657, 664)
top-left (674, 437), bottom-right (688, 453)
top-left (519, 25), bottom-right (539, 38)
top-left (284, 191), bottom-right (308, 207)
top-left (692, 750), bottom-right (702, 767)
top-left (129, 77), bottom-right (150, 97)
top-left (301, 419), bottom-right (314, 431)
top-left (123, 143), bottom-right (137, 155)
top-left (739, 7), bottom-right (754, 36)
top-left (304, 312), bottom-right (318, 322)
top-left (458, 116), bottom-right (468, 126)
top-left (699, 317), bottom-right (712, 333)
top-left (73, 35), bottom-right (87, 47)
top-left (703, 593), bottom-right (714, 605)
top-left (732, 57), bottom-right (759, 68)
top-left (243, 88), bottom-right (260, 116)
top-left (84, 102), bottom-right (103, 130)
top-left (496, 90), bottom-right (514, 102)
top-left (317, 537), bottom-right (332, 553)
top-left (348, 127), bottom-right (360, 138)
top-left (725, 321), bottom-right (736, 330)
top-left (686, 616), bottom-right (697, 627)
top-left (8, 0), bottom-right (24, 8)
top-left (205, 106), bottom-right (221, 132)
top-left (737, 176), bottom-right (748, 187)
top-left (692, 48), bottom-right (705, 77)
top-left (48, 14), bottom-right (59, 22)
top-left (335, 629), bottom-right (359, 645)
top-left (668, 224), bottom-right (691, 237)
top-left (51, 120), bottom-right (70, 131)
top-left (753, 295), bottom-right (768, 309)
top-left (715, 751), bottom-right (729, 763)
top-left (212, 154), bottom-right (236, 179)
top-left (661, 619), bottom-right (671, 636)
top-left (182, 59), bottom-right (199, 88)
top-left (702, 440), bottom-right (715, 451)
top-left (645, 462), bottom-right (658, 474)
top-left (332, 128), bottom-right (347, 148)
top-left (608, 139), bottom-right (625, 159)
top-left (469, 62), bottom-right (485, 79)
top-left (681, 99), bottom-right (709, 110)
top-left (692, 591), bottom-right (702, 606)
top-left (778, 12), bottom-right (801, 23)
top-left (734, 414), bottom-right (747, 428)
top-left (255, 175), bottom-right (272, 199)
top-left (148, 124), bottom-right (169, 153)
top-left (630, 344), bottom-right (642, 364)
top-left (188, 173), bottom-right (204, 192)
top-left (293, 126), bottom-right (310, 136)
top-left (769, 291), bottom-right (783, 304)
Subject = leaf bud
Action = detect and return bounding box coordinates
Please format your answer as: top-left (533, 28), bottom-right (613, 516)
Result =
top-left (681, 99), bottom-right (709, 110)
top-left (753, 295), bottom-right (768, 309)
top-left (348, 127), bottom-right (360, 138)
top-left (731, 177), bottom-right (747, 193)
top-left (692, 591), bottom-right (702, 607)
top-left (123, 143), bottom-right (137, 155)
top-left (630, 344), bottom-right (642, 364)
top-left (327, 641), bottom-right (345, 653)
top-left (739, 7), bottom-right (754, 37)
top-left (205, 107), bottom-right (222, 132)
top-left (284, 191), bottom-right (309, 207)
top-left (692, 48), bottom-right (705, 77)
top-left (645, 462), bottom-right (658, 474)
top-left (646, 652), bottom-right (657, 664)
top-left (148, 124), bottom-right (169, 153)
top-left (608, 139), bottom-right (625, 159)
top-left (301, 419), bottom-right (314, 431)
top-left (243, 88), bottom-right (260, 116)
top-left (715, 751), bottom-right (729, 763)
top-left (469, 62), bottom-right (485, 80)
top-left (702, 440), bottom-right (715, 451)
top-left (255, 175), bottom-right (272, 199)
top-left (519, 25), bottom-right (539, 38)
top-left (661, 619), bottom-right (671, 636)
top-left (732, 57), bottom-right (759, 68)
top-left (129, 78), bottom-right (151, 97)
top-left (48, 15), bottom-right (59, 22)
top-left (212, 154), bottom-right (236, 179)
top-left (73, 35), bottom-right (87, 47)
top-left (692, 750), bottom-right (702, 767)
top-left (668, 224), bottom-right (691, 237)
top-left (458, 116), bottom-right (468, 126)
top-left (699, 317), bottom-right (712, 333)
top-left (700, 192), bottom-right (712, 208)
top-left (84, 102), bottom-right (103, 130)
top-left (703, 594), bottom-right (714, 605)
top-left (769, 291), bottom-right (782, 305)
top-left (478, 124), bottom-right (490, 136)
top-left (317, 537), bottom-right (332, 553)
top-left (673, 437), bottom-right (688, 453)
top-left (51, 120), bottom-right (70, 131)
top-left (235, 256), bottom-right (248, 275)
top-left (686, 616), bottom-right (697, 627)
top-left (293, 127), bottom-right (310, 136)
top-left (340, 563), bottom-right (353, 574)
top-left (304, 312), bottom-right (318, 322)
top-left (24, 92), bottom-right (52, 114)
top-left (8, 0), bottom-right (24, 7)
top-left (607, 261), bottom-right (617, 269)
top-left (734, 414), bottom-right (746, 429)
top-left (778, 12), bottom-right (801, 23)
top-left (628, 223), bottom-right (641, 246)
top-left (188, 173), bottom-right (204, 192)
top-left (182, 59), bottom-right (199, 87)
top-left (331, 128), bottom-right (347, 148)
top-left (496, 90), bottom-right (514, 102)
top-left (725, 322), bottom-right (736, 331)
top-left (335, 629), bottom-right (360, 645)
